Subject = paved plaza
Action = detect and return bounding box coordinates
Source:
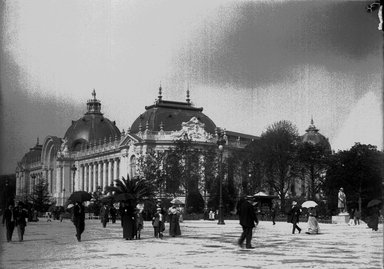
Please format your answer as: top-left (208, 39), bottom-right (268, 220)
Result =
top-left (0, 218), bottom-right (383, 269)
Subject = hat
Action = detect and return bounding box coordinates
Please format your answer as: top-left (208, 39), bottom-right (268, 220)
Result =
top-left (340, 187), bottom-right (344, 191)
top-left (246, 195), bottom-right (254, 200)
top-left (156, 208), bottom-right (162, 212)
top-left (292, 201), bottom-right (297, 205)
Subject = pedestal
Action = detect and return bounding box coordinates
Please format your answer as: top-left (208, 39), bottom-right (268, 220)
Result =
top-left (332, 213), bottom-right (350, 224)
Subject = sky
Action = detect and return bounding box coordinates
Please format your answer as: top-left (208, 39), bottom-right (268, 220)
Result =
top-left (0, 0), bottom-right (383, 175)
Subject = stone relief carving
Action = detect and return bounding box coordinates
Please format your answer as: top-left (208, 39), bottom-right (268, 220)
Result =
top-left (171, 117), bottom-right (213, 141)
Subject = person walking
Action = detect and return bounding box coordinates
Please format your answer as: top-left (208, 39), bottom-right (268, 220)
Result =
top-left (110, 206), bottom-right (117, 224)
top-left (367, 205), bottom-right (381, 231)
top-left (348, 208), bottom-right (355, 226)
top-left (152, 208), bottom-right (164, 239)
top-left (168, 205), bottom-right (181, 237)
top-left (15, 202), bottom-right (28, 241)
top-left (2, 204), bottom-right (16, 242)
top-left (72, 202), bottom-right (85, 242)
top-left (305, 207), bottom-right (320, 234)
top-left (120, 202), bottom-right (136, 240)
top-left (289, 201), bottom-right (302, 234)
top-left (237, 195), bottom-right (259, 249)
top-left (270, 201), bottom-right (277, 225)
top-left (135, 209), bottom-right (144, 239)
top-left (354, 209), bottom-right (361, 225)
top-left (99, 204), bottom-right (109, 228)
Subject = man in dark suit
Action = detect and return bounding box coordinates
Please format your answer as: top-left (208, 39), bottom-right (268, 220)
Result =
top-left (237, 195), bottom-right (259, 249)
top-left (15, 202), bottom-right (28, 241)
top-left (73, 202), bottom-right (85, 242)
top-left (289, 201), bottom-right (302, 234)
top-left (2, 204), bottom-right (16, 242)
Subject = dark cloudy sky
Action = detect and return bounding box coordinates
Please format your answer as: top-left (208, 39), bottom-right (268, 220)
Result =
top-left (0, 0), bottom-right (382, 175)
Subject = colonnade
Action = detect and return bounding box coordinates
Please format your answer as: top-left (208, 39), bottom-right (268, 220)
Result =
top-left (77, 158), bottom-right (120, 193)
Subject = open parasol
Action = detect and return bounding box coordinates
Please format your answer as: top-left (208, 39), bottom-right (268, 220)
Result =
top-left (301, 201), bottom-right (318, 208)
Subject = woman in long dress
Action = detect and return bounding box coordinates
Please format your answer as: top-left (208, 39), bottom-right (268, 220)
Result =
top-left (120, 202), bottom-right (136, 240)
top-left (306, 207), bottom-right (320, 234)
top-left (168, 206), bottom-right (181, 237)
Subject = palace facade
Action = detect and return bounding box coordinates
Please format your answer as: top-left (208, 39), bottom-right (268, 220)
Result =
top-left (15, 88), bottom-right (331, 206)
top-left (15, 88), bottom-right (257, 205)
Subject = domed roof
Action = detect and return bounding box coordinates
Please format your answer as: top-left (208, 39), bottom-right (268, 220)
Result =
top-left (21, 138), bottom-right (42, 165)
top-left (301, 119), bottom-right (331, 151)
top-left (130, 87), bottom-right (217, 134)
top-left (64, 90), bottom-right (121, 151)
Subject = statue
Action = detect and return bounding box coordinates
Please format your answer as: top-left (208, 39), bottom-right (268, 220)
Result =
top-left (338, 187), bottom-right (346, 214)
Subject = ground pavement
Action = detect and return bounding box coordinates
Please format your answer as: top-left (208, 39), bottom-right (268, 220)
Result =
top-left (0, 218), bottom-right (382, 269)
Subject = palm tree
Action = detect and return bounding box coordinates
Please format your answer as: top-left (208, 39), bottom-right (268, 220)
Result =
top-left (106, 175), bottom-right (155, 206)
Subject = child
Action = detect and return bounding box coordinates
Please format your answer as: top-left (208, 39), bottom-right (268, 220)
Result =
top-left (47, 212), bottom-right (52, 222)
top-left (135, 209), bottom-right (144, 239)
top-left (152, 208), bottom-right (163, 239)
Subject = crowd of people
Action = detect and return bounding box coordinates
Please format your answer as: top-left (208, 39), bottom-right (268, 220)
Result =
top-left (2, 194), bottom-right (381, 247)
top-left (70, 201), bottom-right (183, 242)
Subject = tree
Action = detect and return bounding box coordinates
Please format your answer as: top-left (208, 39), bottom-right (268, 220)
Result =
top-left (29, 178), bottom-right (54, 212)
top-left (259, 120), bottom-right (300, 212)
top-left (296, 142), bottom-right (331, 200)
top-left (107, 175), bottom-right (155, 202)
top-left (137, 150), bottom-right (167, 198)
top-left (241, 139), bottom-right (267, 195)
top-left (163, 138), bottom-right (202, 213)
top-left (324, 143), bottom-right (383, 217)
top-left (0, 174), bottom-right (16, 209)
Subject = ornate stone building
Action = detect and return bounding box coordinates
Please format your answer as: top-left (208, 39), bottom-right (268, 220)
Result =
top-left (16, 88), bottom-right (257, 205)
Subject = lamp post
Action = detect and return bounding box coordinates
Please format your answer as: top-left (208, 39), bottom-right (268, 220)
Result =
top-left (217, 135), bottom-right (226, 225)
top-left (71, 164), bottom-right (77, 192)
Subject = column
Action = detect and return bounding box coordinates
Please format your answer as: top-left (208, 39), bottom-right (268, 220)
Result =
top-left (103, 161), bottom-right (107, 190)
top-left (108, 160), bottom-right (112, 186)
top-left (47, 169), bottom-right (51, 193)
top-left (93, 163), bottom-right (97, 192)
top-left (80, 165), bottom-right (85, 191)
top-left (84, 164), bottom-right (89, 192)
top-left (98, 161), bottom-right (103, 190)
top-left (89, 163), bottom-right (93, 192)
top-left (51, 169), bottom-right (54, 194)
top-left (113, 159), bottom-right (118, 182)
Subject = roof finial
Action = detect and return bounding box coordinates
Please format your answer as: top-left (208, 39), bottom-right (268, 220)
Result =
top-left (311, 115), bottom-right (314, 125)
top-left (186, 83), bottom-right (190, 104)
top-left (36, 137), bottom-right (39, 145)
top-left (158, 82), bottom-right (162, 101)
top-left (92, 89), bottom-right (97, 100)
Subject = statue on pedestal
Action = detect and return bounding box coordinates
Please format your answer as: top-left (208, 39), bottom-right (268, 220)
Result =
top-left (338, 187), bottom-right (346, 214)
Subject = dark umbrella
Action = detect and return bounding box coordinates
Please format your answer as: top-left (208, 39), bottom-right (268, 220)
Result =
top-left (114, 193), bottom-right (136, 202)
top-left (68, 191), bottom-right (93, 203)
top-left (367, 199), bottom-right (382, 208)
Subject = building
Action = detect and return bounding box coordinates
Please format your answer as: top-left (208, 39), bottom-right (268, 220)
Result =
top-left (292, 118), bottom-right (332, 199)
top-left (16, 88), bottom-right (257, 206)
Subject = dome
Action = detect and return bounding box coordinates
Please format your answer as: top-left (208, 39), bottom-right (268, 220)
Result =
top-left (130, 87), bottom-right (217, 134)
top-left (64, 90), bottom-right (121, 151)
top-left (301, 119), bottom-right (331, 151)
top-left (21, 138), bottom-right (42, 165)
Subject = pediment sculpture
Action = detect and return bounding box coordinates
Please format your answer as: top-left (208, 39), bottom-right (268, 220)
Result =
top-left (172, 117), bottom-right (214, 141)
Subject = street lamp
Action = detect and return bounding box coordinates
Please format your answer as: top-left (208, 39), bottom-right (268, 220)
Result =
top-left (71, 164), bottom-right (77, 192)
top-left (217, 135), bottom-right (226, 225)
